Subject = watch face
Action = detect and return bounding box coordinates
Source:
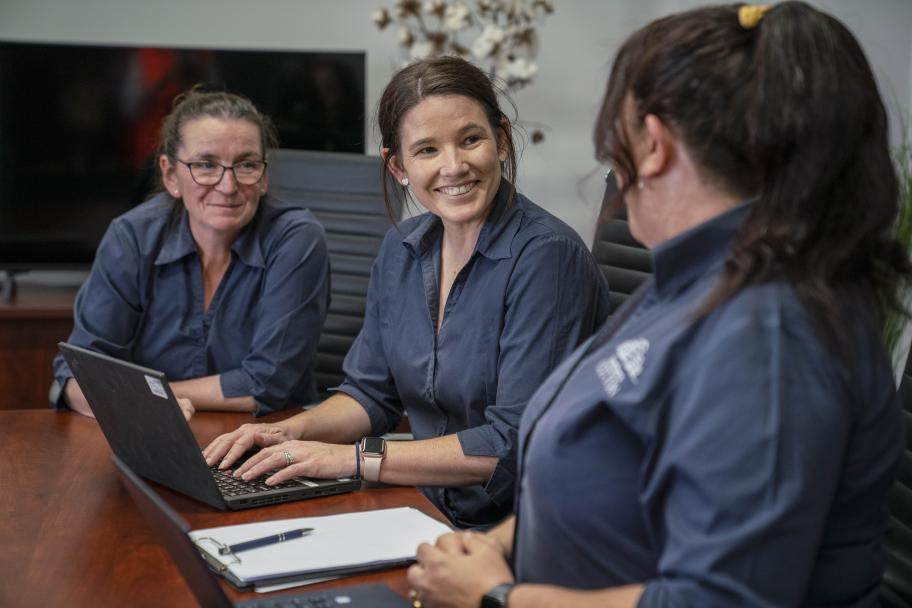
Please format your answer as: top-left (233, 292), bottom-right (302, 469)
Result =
top-left (362, 437), bottom-right (385, 455)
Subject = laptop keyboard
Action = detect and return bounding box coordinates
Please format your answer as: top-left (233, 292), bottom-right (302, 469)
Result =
top-left (237, 585), bottom-right (405, 607)
top-left (239, 594), bottom-right (338, 607)
top-left (211, 467), bottom-right (307, 497)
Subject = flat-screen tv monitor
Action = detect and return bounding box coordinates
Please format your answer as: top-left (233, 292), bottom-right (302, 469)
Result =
top-left (0, 41), bottom-right (366, 270)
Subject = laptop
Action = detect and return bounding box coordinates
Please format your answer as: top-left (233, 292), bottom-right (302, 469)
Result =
top-left (113, 454), bottom-right (409, 608)
top-left (59, 342), bottom-right (360, 510)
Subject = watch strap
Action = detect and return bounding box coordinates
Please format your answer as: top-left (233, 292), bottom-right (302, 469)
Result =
top-left (480, 582), bottom-right (515, 608)
top-left (360, 437), bottom-right (385, 482)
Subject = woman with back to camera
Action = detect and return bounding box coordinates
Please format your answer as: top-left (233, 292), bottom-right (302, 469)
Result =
top-left (405, 3), bottom-right (910, 606)
top-left (52, 89), bottom-right (330, 419)
top-left (203, 56), bottom-right (611, 528)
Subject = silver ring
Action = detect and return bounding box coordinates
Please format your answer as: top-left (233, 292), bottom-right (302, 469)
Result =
top-left (282, 450), bottom-right (295, 468)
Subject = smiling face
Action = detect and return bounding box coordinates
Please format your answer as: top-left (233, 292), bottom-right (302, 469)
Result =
top-left (160, 116), bottom-right (266, 243)
top-left (389, 94), bottom-right (506, 231)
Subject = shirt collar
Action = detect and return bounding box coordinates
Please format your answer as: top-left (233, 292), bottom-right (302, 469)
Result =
top-left (154, 196), bottom-right (265, 269)
top-left (230, 212), bottom-right (266, 268)
top-left (650, 201), bottom-right (753, 298)
top-left (154, 201), bottom-right (196, 266)
top-left (400, 179), bottom-right (522, 261)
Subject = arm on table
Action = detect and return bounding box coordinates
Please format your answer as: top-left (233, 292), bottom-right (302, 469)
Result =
top-left (236, 430), bottom-right (499, 487)
top-left (408, 523), bottom-right (642, 608)
top-left (64, 378), bottom-right (194, 421)
top-left (214, 217), bottom-right (331, 415)
top-left (171, 375), bottom-right (253, 412)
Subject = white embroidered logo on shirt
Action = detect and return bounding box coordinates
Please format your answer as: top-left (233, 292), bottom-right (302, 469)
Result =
top-left (596, 357), bottom-right (625, 398)
top-left (596, 338), bottom-right (650, 397)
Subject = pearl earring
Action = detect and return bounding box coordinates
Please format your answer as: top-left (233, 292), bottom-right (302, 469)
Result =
top-left (401, 177), bottom-right (409, 187)
top-left (498, 152), bottom-right (507, 162)
top-left (637, 179), bottom-right (645, 190)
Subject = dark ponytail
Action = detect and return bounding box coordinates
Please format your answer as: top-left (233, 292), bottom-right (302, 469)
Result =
top-left (595, 1), bottom-right (912, 350)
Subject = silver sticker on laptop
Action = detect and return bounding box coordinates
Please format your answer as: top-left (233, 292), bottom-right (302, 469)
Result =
top-left (144, 375), bottom-right (168, 399)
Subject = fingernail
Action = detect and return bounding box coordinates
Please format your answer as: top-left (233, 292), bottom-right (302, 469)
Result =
top-left (266, 476), bottom-right (276, 485)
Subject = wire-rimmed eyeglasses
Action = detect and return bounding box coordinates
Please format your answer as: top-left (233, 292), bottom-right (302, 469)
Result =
top-left (176, 159), bottom-right (267, 186)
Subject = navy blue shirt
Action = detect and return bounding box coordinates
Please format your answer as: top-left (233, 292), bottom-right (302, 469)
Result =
top-left (336, 183), bottom-right (611, 528)
top-left (514, 204), bottom-right (903, 606)
top-left (52, 193), bottom-right (330, 415)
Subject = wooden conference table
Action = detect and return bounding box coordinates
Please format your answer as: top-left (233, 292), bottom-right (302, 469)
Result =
top-left (0, 409), bottom-right (444, 607)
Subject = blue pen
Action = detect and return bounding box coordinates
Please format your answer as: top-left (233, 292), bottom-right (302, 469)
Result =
top-left (219, 527), bottom-right (314, 555)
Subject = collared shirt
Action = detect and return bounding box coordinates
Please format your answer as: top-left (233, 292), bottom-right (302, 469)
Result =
top-left (336, 181), bottom-right (611, 528)
top-left (52, 193), bottom-right (330, 415)
top-left (513, 203), bottom-right (904, 606)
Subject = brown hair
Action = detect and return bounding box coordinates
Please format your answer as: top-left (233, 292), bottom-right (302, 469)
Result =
top-left (376, 56), bottom-right (518, 220)
top-left (594, 1), bottom-right (912, 350)
top-left (156, 86), bottom-right (278, 190)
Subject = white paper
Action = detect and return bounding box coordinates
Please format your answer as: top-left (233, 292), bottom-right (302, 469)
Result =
top-left (190, 507), bottom-right (451, 585)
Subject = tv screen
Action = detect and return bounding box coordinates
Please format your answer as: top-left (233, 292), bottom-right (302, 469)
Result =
top-left (0, 41), bottom-right (366, 269)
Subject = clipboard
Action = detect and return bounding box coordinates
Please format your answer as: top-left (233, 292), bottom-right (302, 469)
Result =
top-left (189, 507), bottom-right (452, 590)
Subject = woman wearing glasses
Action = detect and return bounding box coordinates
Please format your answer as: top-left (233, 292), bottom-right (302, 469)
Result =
top-left (52, 89), bottom-right (329, 418)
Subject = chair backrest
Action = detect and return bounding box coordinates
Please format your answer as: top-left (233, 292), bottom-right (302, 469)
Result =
top-left (590, 180), bottom-right (652, 314)
top-left (268, 150), bottom-right (399, 395)
top-left (883, 350), bottom-right (912, 607)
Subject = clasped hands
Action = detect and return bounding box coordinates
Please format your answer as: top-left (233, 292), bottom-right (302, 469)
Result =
top-left (407, 530), bottom-right (514, 608)
top-left (202, 423), bottom-right (355, 484)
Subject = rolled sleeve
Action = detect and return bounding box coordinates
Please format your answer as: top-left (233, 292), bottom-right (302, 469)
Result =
top-left (224, 219), bottom-right (330, 415)
top-left (219, 368), bottom-right (253, 398)
top-left (335, 382), bottom-right (401, 434)
top-left (219, 371), bottom-right (278, 418)
top-left (456, 405), bottom-right (521, 506)
top-left (638, 309), bottom-right (854, 607)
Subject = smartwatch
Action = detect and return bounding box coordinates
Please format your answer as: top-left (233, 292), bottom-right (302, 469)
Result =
top-left (480, 583), bottom-right (515, 608)
top-left (360, 437), bottom-right (386, 482)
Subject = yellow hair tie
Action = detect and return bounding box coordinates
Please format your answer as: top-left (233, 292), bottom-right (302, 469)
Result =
top-left (739, 4), bottom-right (770, 29)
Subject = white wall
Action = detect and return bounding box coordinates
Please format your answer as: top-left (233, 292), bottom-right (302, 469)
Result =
top-left (1, 0), bottom-right (910, 245)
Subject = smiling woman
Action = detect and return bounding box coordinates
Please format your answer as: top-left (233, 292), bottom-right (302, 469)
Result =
top-left (202, 56), bottom-right (611, 529)
top-left (162, 116), bottom-right (266, 245)
top-left (388, 94), bottom-right (505, 237)
top-left (52, 89), bottom-right (331, 418)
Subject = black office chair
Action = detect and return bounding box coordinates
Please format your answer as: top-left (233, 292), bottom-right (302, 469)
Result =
top-left (590, 176), bottom-right (652, 314)
top-left (883, 350), bottom-right (912, 607)
top-left (268, 150), bottom-right (400, 395)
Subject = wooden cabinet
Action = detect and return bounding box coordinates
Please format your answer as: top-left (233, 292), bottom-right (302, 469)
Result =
top-left (0, 281), bottom-right (77, 409)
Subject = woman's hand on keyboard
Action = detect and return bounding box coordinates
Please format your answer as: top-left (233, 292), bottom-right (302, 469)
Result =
top-left (203, 423), bottom-right (294, 470)
top-left (234, 440), bottom-right (356, 484)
